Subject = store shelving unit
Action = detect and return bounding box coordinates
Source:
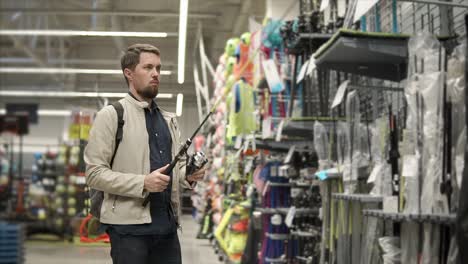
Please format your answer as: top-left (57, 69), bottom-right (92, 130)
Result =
top-left (266, 181), bottom-right (315, 188)
top-left (328, 192), bottom-right (383, 264)
top-left (290, 229), bottom-right (321, 238)
top-left (0, 222), bottom-right (25, 264)
top-left (257, 207), bottom-right (319, 216)
top-left (264, 257), bottom-right (287, 263)
top-left (363, 210), bottom-right (456, 225)
top-left (331, 193), bottom-right (383, 203)
top-left (314, 29), bottom-right (409, 82)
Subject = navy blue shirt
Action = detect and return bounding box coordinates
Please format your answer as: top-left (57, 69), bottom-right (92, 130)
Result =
top-left (108, 93), bottom-right (176, 235)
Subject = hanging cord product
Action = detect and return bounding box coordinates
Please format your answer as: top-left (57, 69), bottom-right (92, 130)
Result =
top-left (387, 105), bottom-right (400, 197)
top-left (456, 14), bottom-right (468, 263)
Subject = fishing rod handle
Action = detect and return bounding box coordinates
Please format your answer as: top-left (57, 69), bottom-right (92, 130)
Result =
top-left (141, 159), bottom-right (178, 207)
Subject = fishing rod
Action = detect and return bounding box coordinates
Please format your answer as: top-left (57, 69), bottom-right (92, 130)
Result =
top-left (142, 101), bottom-right (219, 207)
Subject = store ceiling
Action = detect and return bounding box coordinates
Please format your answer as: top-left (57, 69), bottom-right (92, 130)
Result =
top-left (0, 0), bottom-right (265, 106)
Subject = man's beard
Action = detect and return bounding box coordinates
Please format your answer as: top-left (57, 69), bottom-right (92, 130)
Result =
top-left (137, 85), bottom-right (158, 99)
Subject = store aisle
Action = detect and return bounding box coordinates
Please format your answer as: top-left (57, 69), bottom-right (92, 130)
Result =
top-left (25, 214), bottom-right (219, 264)
top-left (179, 214), bottom-right (220, 264)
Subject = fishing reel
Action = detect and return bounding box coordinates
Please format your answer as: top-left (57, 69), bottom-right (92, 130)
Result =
top-left (186, 151), bottom-right (209, 177)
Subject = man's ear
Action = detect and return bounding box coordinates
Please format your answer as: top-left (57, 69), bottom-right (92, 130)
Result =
top-left (124, 68), bottom-right (133, 82)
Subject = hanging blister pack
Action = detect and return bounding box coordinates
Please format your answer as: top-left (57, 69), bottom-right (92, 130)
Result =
top-left (344, 90), bottom-right (361, 193)
top-left (313, 121), bottom-right (330, 170)
top-left (262, 59), bottom-right (285, 93)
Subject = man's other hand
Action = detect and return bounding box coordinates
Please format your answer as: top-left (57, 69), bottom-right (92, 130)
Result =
top-left (186, 167), bottom-right (207, 183)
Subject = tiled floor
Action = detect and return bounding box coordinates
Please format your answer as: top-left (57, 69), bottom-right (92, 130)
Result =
top-left (25, 215), bottom-right (220, 264)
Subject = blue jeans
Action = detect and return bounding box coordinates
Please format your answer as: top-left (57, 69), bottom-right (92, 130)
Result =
top-left (107, 228), bottom-right (181, 264)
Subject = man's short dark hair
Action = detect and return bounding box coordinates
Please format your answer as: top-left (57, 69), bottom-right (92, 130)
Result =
top-left (121, 44), bottom-right (160, 86)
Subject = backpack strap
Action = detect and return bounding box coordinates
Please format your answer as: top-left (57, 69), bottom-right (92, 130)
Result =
top-left (110, 101), bottom-right (124, 168)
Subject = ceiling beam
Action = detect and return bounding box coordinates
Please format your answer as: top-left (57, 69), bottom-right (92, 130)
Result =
top-left (0, 29), bottom-right (174, 37)
top-left (0, 8), bottom-right (219, 19)
top-left (232, 0), bottom-right (252, 36)
top-left (0, 57), bottom-right (176, 66)
top-left (8, 35), bottom-right (62, 83)
top-left (108, 1), bottom-right (125, 58)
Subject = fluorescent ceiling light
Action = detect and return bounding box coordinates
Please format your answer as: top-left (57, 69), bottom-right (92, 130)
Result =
top-left (0, 67), bottom-right (172, 75)
top-left (176, 93), bottom-right (184, 116)
top-left (0, 29), bottom-right (176, 38)
top-left (0, 109), bottom-right (71, 116)
top-left (0, 90), bottom-right (173, 99)
top-left (178, 0), bottom-right (189, 84)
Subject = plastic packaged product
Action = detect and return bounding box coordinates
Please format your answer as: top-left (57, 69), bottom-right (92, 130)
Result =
top-left (336, 121), bottom-right (349, 166)
top-left (379, 236), bottom-right (401, 264)
top-left (401, 223), bottom-right (419, 264)
top-left (447, 41), bottom-right (466, 103)
top-left (344, 91), bottom-right (361, 193)
top-left (314, 121), bottom-right (329, 169)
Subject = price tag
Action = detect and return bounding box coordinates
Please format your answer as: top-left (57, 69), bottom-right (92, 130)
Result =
top-left (290, 188), bottom-right (302, 198)
top-left (284, 145), bottom-right (296, 164)
top-left (342, 164), bottom-right (351, 182)
top-left (246, 185), bottom-right (254, 197)
top-left (270, 165), bottom-right (278, 177)
top-left (243, 139), bottom-right (250, 152)
top-left (262, 59), bottom-right (284, 93)
top-left (251, 136), bottom-right (257, 151)
top-left (244, 159), bottom-right (254, 174)
top-left (367, 164), bottom-right (382, 183)
top-left (213, 157), bottom-right (223, 168)
top-left (337, 0), bottom-right (347, 16)
top-left (285, 206), bottom-right (296, 227)
top-left (456, 156), bottom-right (464, 188)
top-left (234, 135), bottom-right (243, 149)
top-left (275, 120), bottom-right (285, 142)
top-left (235, 148), bottom-right (242, 158)
top-left (354, 0), bottom-right (380, 23)
top-left (262, 181), bottom-right (270, 197)
top-left (307, 57), bottom-right (316, 76)
top-left (331, 80), bottom-right (350, 109)
top-left (206, 134), bottom-right (212, 149)
top-left (383, 196), bottom-right (398, 213)
top-left (271, 214), bottom-right (283, 226)
top-left (279, 165), bottom-right (290, 177)
top-left (75, 176), bottom-right (86, 185)
top-left (402, 155), bottom-right (418, 178)
top-left (320, 0), bottom-right (330, 11)
top-left (296, 60), bottom-right (309, 84)
top-left (262, 117), bottom-right (272, 139)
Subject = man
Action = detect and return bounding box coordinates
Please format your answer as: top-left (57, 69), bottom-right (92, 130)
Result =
top-left (85, 44), bottom-right (205, 264)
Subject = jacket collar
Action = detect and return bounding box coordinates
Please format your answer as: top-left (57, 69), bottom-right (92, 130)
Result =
top-left (124, 92), bottom-right (177, 119)
top-left (124, 93), bottom-right (150, 109)
top-left (159, 107), bottom-right (176, 120)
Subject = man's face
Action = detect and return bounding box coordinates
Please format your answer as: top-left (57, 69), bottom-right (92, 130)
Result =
top-left (128, 52), bottom-right (161, 100)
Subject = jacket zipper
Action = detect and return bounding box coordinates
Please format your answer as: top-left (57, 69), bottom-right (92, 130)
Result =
top-left (168, 201), bottom-right (182, 232)
top-left (112, 196), bottom-right (117, 212)
top-left (171, 118), bottom-right (178, 131)
top-left (169, 117), bottom-right (181, 232)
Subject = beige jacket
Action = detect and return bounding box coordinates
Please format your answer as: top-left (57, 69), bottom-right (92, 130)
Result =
top-left (84, 94), bottom-right (191, 225)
